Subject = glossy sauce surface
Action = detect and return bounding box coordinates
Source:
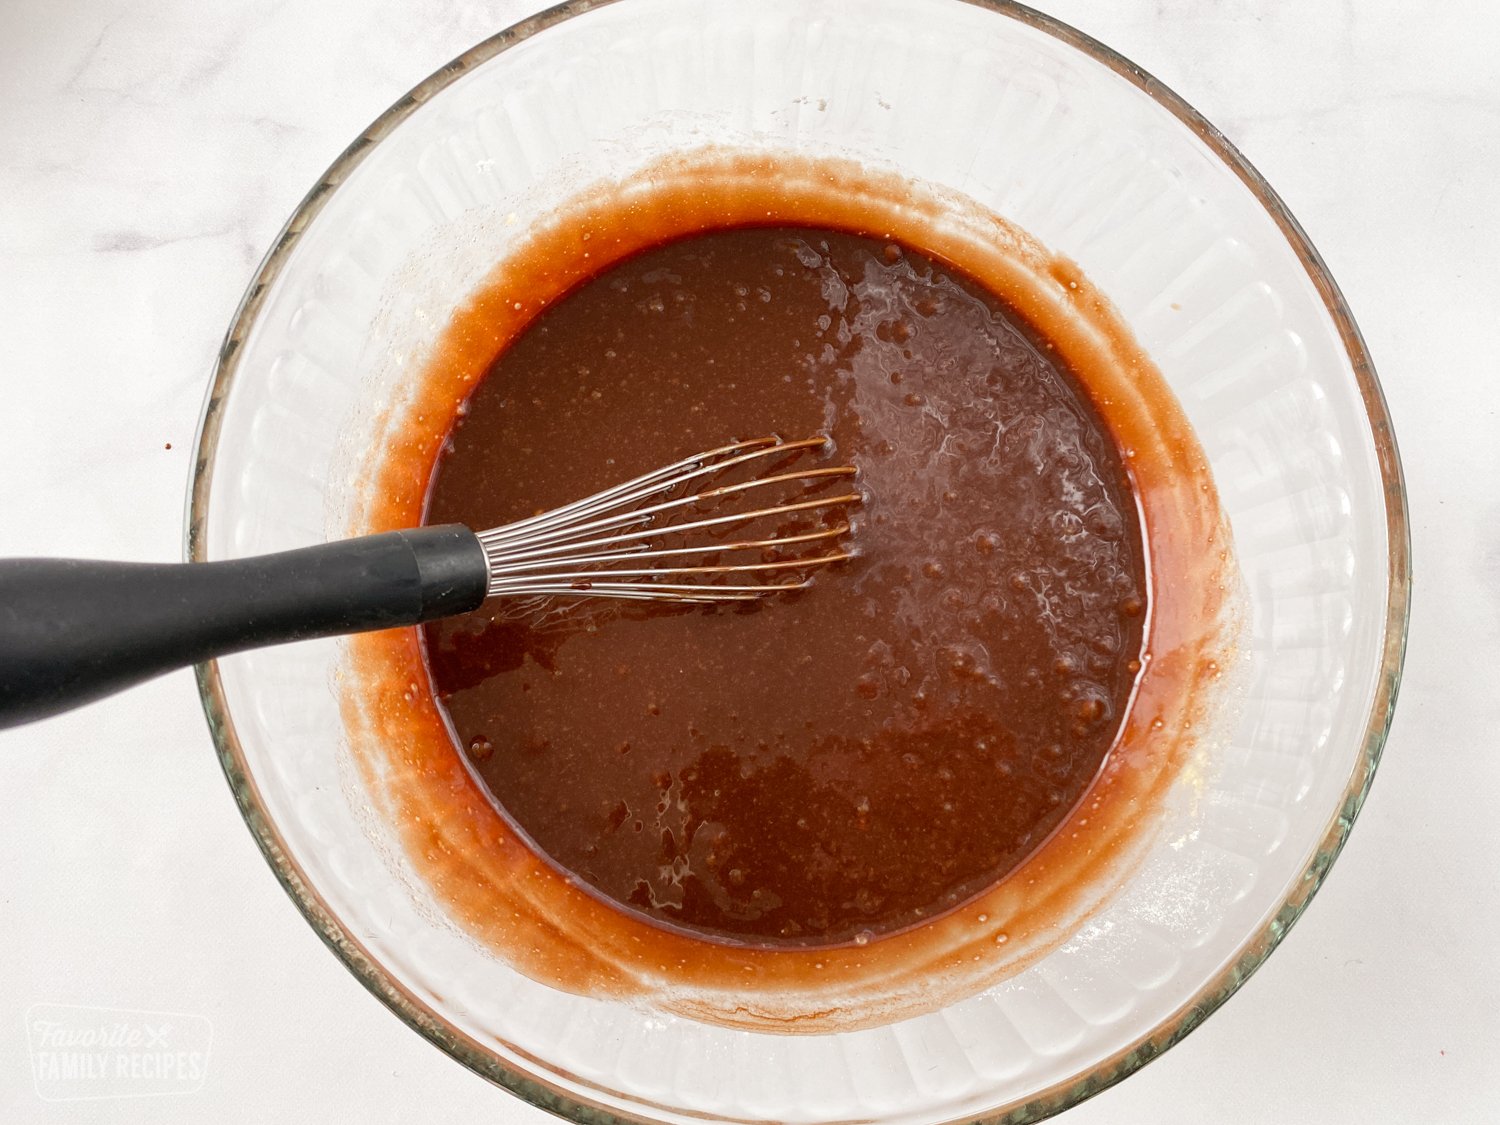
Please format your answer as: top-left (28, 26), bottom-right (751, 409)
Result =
top-left (422, 227), bottom-right (1146, 946)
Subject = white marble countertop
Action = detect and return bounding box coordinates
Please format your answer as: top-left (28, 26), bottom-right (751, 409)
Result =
top-left (0, 1), bottom-right (1493, 1121)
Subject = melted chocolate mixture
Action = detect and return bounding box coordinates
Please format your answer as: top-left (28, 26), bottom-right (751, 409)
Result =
top-left (423, 227), bottom-right (1146, 947)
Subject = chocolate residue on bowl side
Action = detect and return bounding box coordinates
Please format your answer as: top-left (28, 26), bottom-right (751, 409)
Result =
top-left (340, 150), bottom-right (1240, 1032)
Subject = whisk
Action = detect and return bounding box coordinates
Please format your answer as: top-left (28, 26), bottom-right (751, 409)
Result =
top-left (0, 436), bottom-right (858, 730)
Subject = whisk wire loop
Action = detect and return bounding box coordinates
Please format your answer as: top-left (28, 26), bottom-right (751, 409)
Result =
top-left (475, 436), bottom-right (857, 603)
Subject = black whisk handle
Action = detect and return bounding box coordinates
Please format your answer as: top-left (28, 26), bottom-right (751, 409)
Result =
top-left (0, 524), bottom-right (487, 730)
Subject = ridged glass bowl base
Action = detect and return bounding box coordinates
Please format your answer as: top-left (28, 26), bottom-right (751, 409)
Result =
top-left (189, 2), bottom-right (1407, 1122)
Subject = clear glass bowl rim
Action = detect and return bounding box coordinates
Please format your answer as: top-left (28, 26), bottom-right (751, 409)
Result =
top-left (185, 1), bottom-right (1412, 1120)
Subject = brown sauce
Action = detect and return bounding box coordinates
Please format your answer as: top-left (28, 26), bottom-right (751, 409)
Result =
top-left (422, 227), bottom-right (1146, 946)
top-left (341, 151), bottom-right (1237, 1030)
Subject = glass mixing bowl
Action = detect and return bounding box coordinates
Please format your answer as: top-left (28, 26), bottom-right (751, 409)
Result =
top-left (187, 1), bottom-right (1409, 1120)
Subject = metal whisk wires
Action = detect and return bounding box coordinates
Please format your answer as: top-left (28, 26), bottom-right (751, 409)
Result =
top-left (476, 436), bottom-right (858, 604)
